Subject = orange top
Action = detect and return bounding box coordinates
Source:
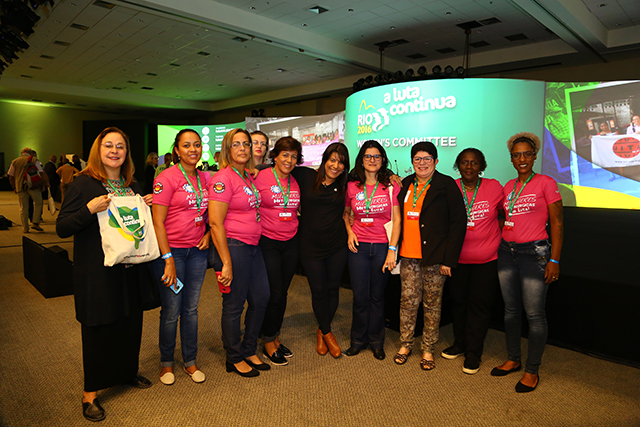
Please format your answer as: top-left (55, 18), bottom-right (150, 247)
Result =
top-left (399, 182), bottom-right (430, 259)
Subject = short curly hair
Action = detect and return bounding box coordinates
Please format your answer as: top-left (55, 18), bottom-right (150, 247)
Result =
top-left (507, 132), bottom-right (541, 154)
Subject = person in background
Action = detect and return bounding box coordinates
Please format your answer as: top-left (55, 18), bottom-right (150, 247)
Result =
top-left (492, 132), bottom-right (563, 393)
top-left (626, 115), bottom-right (640, 135)
top-left (393, 141), bottom-right (466, 371)
top-left (8, 147), bottom-right (47, 233)
top-left (72, 154), bottom-right (83, 171)
top-left (209, 128), bottom-right (271, 377)
top-left (152, 130), bottom-right (210, 386)
top-left (254, 136), bottom-right (303, 366)
top-left (56, 127), bottom-right (153, 422)
top-left (155, 153), bottom-right (173, 179)
top-left (57, 157), bottom-right (80, 204)
top-left (144, 152), bottom-right (159, 195)
top-left (45, 155), bottom-right (60, 203)
top-left (251, 131), bottom-right (270, 170)
top-left (440, 148), bottom-right (504, 375)
top-left (211, 151), bottom-right (220, 171)
top-left (343, 140), bottom-right (401, 361)
top-left (291, 143), bottom-right (350, 358)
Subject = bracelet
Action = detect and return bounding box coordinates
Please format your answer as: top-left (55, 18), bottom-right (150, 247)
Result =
top-left (388, 245), bottom-right (397, 252)
top-left (161, 252), bottom-right (173, 260)
top-left (549, 259), bottom-right (559, 264)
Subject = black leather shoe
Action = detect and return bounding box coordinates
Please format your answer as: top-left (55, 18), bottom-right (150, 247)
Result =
top-left (343, 346), bottom-right (361, 356)
top-left (372, 348), bottom-right (386, 360)
top-left (225, 361), bottom-right (259, 377)
top-left (278, 343), bottom-right (293, 358)
top-left (490, 364), bottom-right (522, 377)
top-left (82, 398), bottom-right (106, 422)
top-left (129, 375), bottom-right (152, 389)
top-left (246, 357), bottom-right (272, 370)
top-left (516, 376), bottom-right (539, 393)
top-left (441, 345), bottom-right (464, 360)
top-left (263, 348), bottom-right (288, 366)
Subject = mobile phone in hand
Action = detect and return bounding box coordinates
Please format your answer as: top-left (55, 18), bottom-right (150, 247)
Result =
top-left (217, 271), bottom-right (230, 294)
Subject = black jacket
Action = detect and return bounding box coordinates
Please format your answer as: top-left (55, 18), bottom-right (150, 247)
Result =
top-left (397, 170), bottom-right (467, 268)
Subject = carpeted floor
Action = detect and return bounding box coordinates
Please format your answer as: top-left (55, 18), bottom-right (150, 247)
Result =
top-left (0, 191), bottom-right (638, 427)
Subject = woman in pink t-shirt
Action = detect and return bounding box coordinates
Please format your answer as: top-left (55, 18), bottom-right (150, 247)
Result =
top-left (254, 137), bottom-right (303, 366)
top-left (152, 129), bottom-right (210, 386)
top-left (343, 140), bottom-right (401, 360)
top-left (491, 132), bottom-right (563, 393)
top-left (440, 148), bottom-right (504, 375)
top-left (209, 128), bottom-right (270, 378)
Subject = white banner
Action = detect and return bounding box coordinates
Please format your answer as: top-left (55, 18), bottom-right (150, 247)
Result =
top-left (591, 135), bottom-right (640, 167)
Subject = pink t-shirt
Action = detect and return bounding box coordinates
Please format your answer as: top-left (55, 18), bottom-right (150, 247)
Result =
top-left (209, 167), bottom-right (261, 246)
top-left (255, 168), bottom-right (301, 241)
top-left (153, 166), bottom-right (209, 248)
top-left (456, 178), bottom-right (504, 264)
top-left (502, 174), bottom-right (561, 243)
top-left (346, 181), bottom-right (400, 244)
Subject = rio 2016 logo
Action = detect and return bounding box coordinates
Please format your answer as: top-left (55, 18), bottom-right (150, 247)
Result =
top-left (357, 85), bottom-right (457, 135)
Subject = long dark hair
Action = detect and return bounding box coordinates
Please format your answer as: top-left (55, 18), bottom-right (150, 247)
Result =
top-left (172, 129), bottom-right (201, 165)
top-left (314, 142), bottom-right (349, 197)
top-left (349, 140), bottom-right (392, 188)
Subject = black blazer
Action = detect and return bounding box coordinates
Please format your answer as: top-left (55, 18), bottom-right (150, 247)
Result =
top-left (56, 175), bottom-right (155, 326)
top-left (397, 170), bottom-right (467, 268)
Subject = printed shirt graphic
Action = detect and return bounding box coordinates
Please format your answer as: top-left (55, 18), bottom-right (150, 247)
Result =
top-left (346, 181), bottom-right (399, 243)
top-left (502, 174), bottom-right (561, 244)
top-left (209, 167), bottom-right (261, 246)
top-left (255, 169), bottom-right (301, 241)
top-left (153, 166), bottom-right (210, 248)
top-left (456, 178), bottom-right (504, 264)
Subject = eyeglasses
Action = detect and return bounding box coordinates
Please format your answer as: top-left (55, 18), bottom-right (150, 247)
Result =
top-left (412, 156), bottom-right (434, 164)
top-left (231, 141), bottom-right (252, 149)
top-left (253, 141), bottom-right (267, 147)
top-left (102, 142), bottom-right (126, 150)
top-left (364, 154), bottom-right (381, 161)
top-left (510, 151), bottom-right (534, 160)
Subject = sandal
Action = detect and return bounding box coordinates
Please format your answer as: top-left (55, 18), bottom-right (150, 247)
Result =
top-left (420, 358), bottom-right (436, 371)
top-left (394, 349), bottom-right (412, 365)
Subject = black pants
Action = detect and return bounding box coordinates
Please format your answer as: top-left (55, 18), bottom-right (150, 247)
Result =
top-left (300, 247), bottom-right (348, 335)
top-left (259, 234), bottom-right (299, 341)
top-left (448, 260), bottom-right (499, 362)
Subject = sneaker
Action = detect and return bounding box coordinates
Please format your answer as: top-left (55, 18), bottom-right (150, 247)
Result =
top-left (263, 347), bottom-right (288, 365)
top-left (441, 345), bottom-right (464, 360)
top-left (462, 358), bottom-right (480, 375)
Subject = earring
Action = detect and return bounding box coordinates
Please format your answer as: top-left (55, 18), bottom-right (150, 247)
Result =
top-left (479, 171), bottom-right (484, 177)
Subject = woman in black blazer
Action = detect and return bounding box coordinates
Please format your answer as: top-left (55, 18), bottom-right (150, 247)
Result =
top-left (57, 127), bottom-right (154, 422)
top-left (392, 141), bottom-right (467, 370)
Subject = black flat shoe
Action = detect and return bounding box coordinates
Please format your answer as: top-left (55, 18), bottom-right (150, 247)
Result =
top-left (343, 346), bottom-right (361, 356)
top-left (246, 358), bottom-right (271, 371)
top-left (516, 376), bottom-right (539, 393)
top-left (225, 361), bottom-right (259, 378)
top-left (278, 343), bottom-right (293, 358)
top-left (263, 347), bottom-right (288, 366)
top-left (491, 364), bottom-right (522, 377)
top-left (129, 375), bottom-right (152, 389)
top-left (82, 398), bottom-right (106, 422)
top-left (372, 349), bottom-right (386, 360)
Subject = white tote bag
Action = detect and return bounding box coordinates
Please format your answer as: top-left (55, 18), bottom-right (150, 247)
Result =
top-left (47, 188), bottom-right (56, 215)
top-left (383, 185), bottom-right (401, 275)
top-left (97, 194), bottom-right (160, 266)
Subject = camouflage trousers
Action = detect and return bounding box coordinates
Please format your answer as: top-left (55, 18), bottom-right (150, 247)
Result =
top-left (399, 259), bottom-right (446, 354)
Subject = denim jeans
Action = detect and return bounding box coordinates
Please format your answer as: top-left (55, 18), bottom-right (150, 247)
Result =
top-left (221, 238), bottom-right (270, 364)
top-left (153, 246), bottom-right (208, 368)
top-left (347, 242), bottom-right (390, 350)
top-left (497, 239), bottom-right (551, 375)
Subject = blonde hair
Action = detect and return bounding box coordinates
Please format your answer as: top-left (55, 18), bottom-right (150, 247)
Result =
top-left (79, 127), bottom-right (135, 185)
top-left (219, 128), bottom-right (255, 170)
top-left (507, 132), bottom-right (541, 154)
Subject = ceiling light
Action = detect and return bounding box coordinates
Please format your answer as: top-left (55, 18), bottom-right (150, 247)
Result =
top-left (445, 11), bottom-right (451, 15)
top-left (348, 9), bottom-right (354, 12)
top-left (249, 6), bottom-right (255, 9)
top-left (390, 26), bottom-right (395, 30)
top-left (308, 6), bottom-right (329, 14)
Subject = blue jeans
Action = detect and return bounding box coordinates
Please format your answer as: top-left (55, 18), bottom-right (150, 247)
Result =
top-left (153, 246), bottom-right (208, 368)
top-left (348, 242), bottom-right (390, 350)
top-left (221, 238), bottom-right (270, 364)
top-left (497, 239), bottom-right (551, 375)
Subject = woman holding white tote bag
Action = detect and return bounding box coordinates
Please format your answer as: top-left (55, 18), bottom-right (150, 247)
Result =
top-left (57, 127), bottom-right (154, 422)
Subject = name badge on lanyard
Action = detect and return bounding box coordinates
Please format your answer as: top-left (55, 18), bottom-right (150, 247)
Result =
top-left (504, 220), bottom-right (514, 231)
top-left (407, 211), bottom-right (420, 221)
top-left (279, 212), bottom-right (292, 221)
top-left (360, 217), bottom-right (374, 227)
top-left (466, 221), bottom-right (475, 231)
top-left (194, 215), bottom-right (204, 227)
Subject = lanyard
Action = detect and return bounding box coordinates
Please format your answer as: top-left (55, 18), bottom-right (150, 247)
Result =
top-left (178, 164), bottom-right (203, 215)
top-left (412, 177), bottom-right (432, 210)
top-left (363, 181), bottom-right (380, 215)
top-left (107, 177), bottom-right (127, 196)
top-left (232, 167), bottom-right (261, 219)
top-left (508, 173), bottom-right (535, 219)
top-left (272, 167), bottom-right (290, 211)
top-left (462, 178), bottom-right (480, 220)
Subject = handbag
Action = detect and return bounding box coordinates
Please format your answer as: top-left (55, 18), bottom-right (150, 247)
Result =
top-left (383, 185), bottom-right (401, 275)
top-left (97, 194), bottom-right (160, 266)
top-left (47, 188), bottom-right (56, 215)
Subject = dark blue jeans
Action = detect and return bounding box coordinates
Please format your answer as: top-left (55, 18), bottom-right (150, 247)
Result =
top-left (497, 239), bottom-right (551, 375)
top-left (221, 238), bottom-right (270, 364)
top-left (347, 242), bottom-right (390, 350)
top-left (153, 246), bottom-right (208, 368)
